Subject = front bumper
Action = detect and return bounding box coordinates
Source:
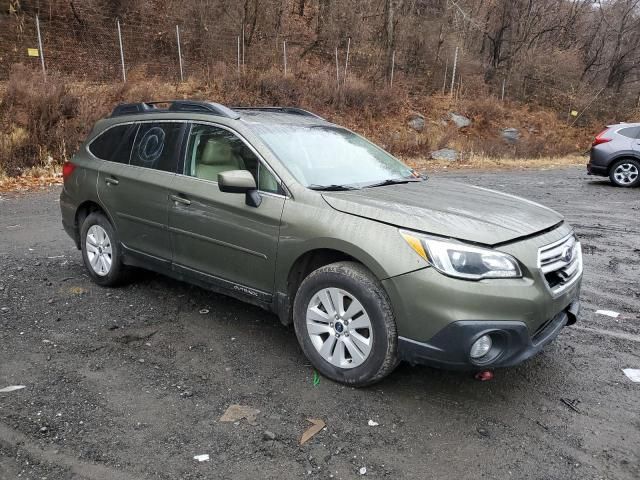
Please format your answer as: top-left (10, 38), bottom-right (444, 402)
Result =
top-left (398, 300), bottom-right (579, 369)
top-left (382, 224), bottom-right (582, 370)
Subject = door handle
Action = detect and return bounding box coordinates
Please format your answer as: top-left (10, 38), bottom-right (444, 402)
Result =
top-left (170, 194), bottom-right (191, 206)
top-left (104, 177), bottom-right (119, 186)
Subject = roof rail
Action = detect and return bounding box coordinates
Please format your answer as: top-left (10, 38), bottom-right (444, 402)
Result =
top-left (232, 106), bottom-right (325, 120)
top-left (110, 102), bottom-right (158, 117)
top-left (110, 100), bottom-right (241, 119)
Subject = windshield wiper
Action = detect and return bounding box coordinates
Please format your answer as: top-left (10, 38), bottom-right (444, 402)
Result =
top-left (307, 184), bottom-right (360, 191)
top-left (363, 177), bottom-right (423, 188)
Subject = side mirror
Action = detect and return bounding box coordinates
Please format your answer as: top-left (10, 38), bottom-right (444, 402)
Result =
top-left (217, 170), bottom-right (261, 207)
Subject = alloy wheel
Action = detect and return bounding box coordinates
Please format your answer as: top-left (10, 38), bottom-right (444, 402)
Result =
top-left (306, 287), bottom-right (373, 369)
top-left (613, 162), bottom-right (639, 185)
top-left (85, 225), bottom-right (113, 276)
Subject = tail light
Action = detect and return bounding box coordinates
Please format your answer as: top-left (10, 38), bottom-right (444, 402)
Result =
top-left (592, 128), bottom-right (611, 146)
top-left (62, 161), bottom-right (76, 180)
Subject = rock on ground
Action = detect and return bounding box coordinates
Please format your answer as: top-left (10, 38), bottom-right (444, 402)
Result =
top-left (502, 127), bottom-right (521, 143)
top-left (430, 148), bottom-right (458, 161)
top-left (407, 113), bottom-right (425, 132)
top-left (449, 112), bottom-right (471, 129)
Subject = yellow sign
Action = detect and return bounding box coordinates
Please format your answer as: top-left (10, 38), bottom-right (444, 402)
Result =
top-left (570, 110), bottom-right (579, 117)
top-left (27, 48), bottom-right (39, 57)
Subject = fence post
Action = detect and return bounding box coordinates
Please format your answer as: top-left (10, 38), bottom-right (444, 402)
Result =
top-left (335, 47), bottom-right (340, 88)
top-left (176, 25), bottom-right (184, 82)
top-left (35, 14), bottom-right (46, 81)
top-left (450, 46), bottom-right (458, 97)
top-left (390, 50), bottom-right (395, 88)
top-left (116, 19), bottom-right (126, 83)
top-left (283, 40), bottom-right (287, 76)
top-left (344, 37), bottom-right (350, 84)
top-left (442, 58), bottom-right (448, 95)
top-left (237, 36), bottom-right (240, 74)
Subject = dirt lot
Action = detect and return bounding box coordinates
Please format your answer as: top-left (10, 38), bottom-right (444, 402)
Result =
top-left (0, 166), bottom-right (638, 480)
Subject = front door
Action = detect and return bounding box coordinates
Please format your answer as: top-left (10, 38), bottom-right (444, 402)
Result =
top-left (168, 123), bottom-right (286, 299)
top-left (97, 121), bottom-right (185, 263)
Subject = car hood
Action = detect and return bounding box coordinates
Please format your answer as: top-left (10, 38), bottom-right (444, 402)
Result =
top-left (321, 180), bottom-right (563, 245)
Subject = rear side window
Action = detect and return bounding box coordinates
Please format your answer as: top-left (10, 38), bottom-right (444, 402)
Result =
top-left (130, 122), bottom-right (183, 172)
top-left (88, 124), bottom-right (137, 163)
top-left (617, 126), bottom-right (640, 139)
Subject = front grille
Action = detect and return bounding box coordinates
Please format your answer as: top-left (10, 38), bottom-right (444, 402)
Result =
top-left (538, 234), bottom-right (583, 295)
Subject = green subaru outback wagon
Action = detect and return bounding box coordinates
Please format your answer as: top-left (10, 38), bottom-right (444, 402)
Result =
top-left (60, 100), bottom-right (582, 386)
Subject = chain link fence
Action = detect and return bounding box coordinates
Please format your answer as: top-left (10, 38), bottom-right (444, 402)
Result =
top-left (0, 10), bottom-right (398, 87)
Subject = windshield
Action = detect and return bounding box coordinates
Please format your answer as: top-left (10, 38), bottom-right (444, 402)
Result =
top-left (251, 124), bottom-right (417, 188)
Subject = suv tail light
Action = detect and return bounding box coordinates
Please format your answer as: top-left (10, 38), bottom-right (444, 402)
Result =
top-left (62, 161), bottom-right (76, 180)
top-left (592, 128), bottom-right (611, 146)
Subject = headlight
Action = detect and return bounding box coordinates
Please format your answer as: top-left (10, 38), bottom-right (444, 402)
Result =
top-left (400, 230), bottom-right (522, 280)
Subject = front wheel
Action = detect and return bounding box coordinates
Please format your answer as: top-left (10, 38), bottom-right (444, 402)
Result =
top-left (609, 158), bottom-right (640, 187)
top-left (293, 261), bottom-right (398, 387)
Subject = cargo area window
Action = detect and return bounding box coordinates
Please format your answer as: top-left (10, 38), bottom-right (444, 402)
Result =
top-left (88, 124), bottom-right (137, 163)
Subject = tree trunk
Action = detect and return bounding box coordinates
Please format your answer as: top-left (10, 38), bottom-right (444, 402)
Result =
top-left (317, 0), bottom-right (331, 40)
top-left (384, 0), bottom-right (397, 80)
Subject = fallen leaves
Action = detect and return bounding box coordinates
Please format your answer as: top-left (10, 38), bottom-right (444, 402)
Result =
top-left (0, 171), bottom-right (62, 193)
top-left (300, 418), bottom-right (325, 445)
top-left (219, 404), bottom-right (260, 426)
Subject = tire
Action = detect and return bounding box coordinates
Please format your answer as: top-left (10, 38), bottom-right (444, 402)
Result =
top-left (293, 261), bottom-right (398, 387)
top-left (609, 158), bottom-right (640, 187)
top-left (80, 211), bottom-right (126, 286)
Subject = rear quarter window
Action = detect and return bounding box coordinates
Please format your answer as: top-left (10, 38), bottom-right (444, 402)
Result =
top-left (88, 124), bottom-right (137, 163)
top-left (617, 126), bottom-right (640, 139)
top-left (130, 122), bottom-right (183, 172)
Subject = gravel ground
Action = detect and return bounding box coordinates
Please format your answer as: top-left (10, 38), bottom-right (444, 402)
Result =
top-left (0, 166), bottom-right (638, 480)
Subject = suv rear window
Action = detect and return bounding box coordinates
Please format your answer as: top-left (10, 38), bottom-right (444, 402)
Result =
top-left (89, 124), bottom-right (137, 163)
top-left (617, 126), bottom-right (640, 139)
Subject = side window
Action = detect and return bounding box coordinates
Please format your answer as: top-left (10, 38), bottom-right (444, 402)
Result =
top-left (618, 126), bottom-right (640, 139)
top-left (88, 124), bottom-right (137, 163)
top-left (130, 122), bottom-right (183, 172)
top-left (186, 124), bottom-right (283, 194)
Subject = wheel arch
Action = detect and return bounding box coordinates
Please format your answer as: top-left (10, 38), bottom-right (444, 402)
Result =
top-left (73, 200), bottom-right (114, 248)
top-left (275, 245), bottom-right (387, 326)
top-left (607, 154), bottom-right (640, 174)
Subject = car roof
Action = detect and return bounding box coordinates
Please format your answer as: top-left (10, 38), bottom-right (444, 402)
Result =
top-left (608, 122), bottom-right (640, 128)
top-left (107, 101), bottom-right (332, 128)
top-left (237, 109), bottom-right (331, 127)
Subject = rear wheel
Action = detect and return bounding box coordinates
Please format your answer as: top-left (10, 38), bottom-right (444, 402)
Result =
top-left (80, 212), bottom-right (126, 286)
top-left (609, 158), bottom-right (640, 187)
top-left (293, 261), bottom-right (398, 387)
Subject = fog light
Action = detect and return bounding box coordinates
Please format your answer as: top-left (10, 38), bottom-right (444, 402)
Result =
top-left (470, 335), bottom-right (492, 359)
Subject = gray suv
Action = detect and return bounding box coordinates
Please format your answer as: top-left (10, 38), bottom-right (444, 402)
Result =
top-left (60, 100), bottom-right (582, 386)
top-left (588, 123), bottom-right (640, 187)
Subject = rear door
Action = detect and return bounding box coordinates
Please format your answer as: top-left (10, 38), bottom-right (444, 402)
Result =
top-left (96, 121), bottom-right (186, 264)
top-left (168, 122), bottom-right (286, 299)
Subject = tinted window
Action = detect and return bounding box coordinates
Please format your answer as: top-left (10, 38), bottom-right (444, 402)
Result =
top-left (89, 124), bottom-right (137, 163)
top-left (618, 126), bottom-right (640, 139)
top-left (131, 122), bottom-right (183, 172)
top-left (185, 124), bottom-right (283, 194)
